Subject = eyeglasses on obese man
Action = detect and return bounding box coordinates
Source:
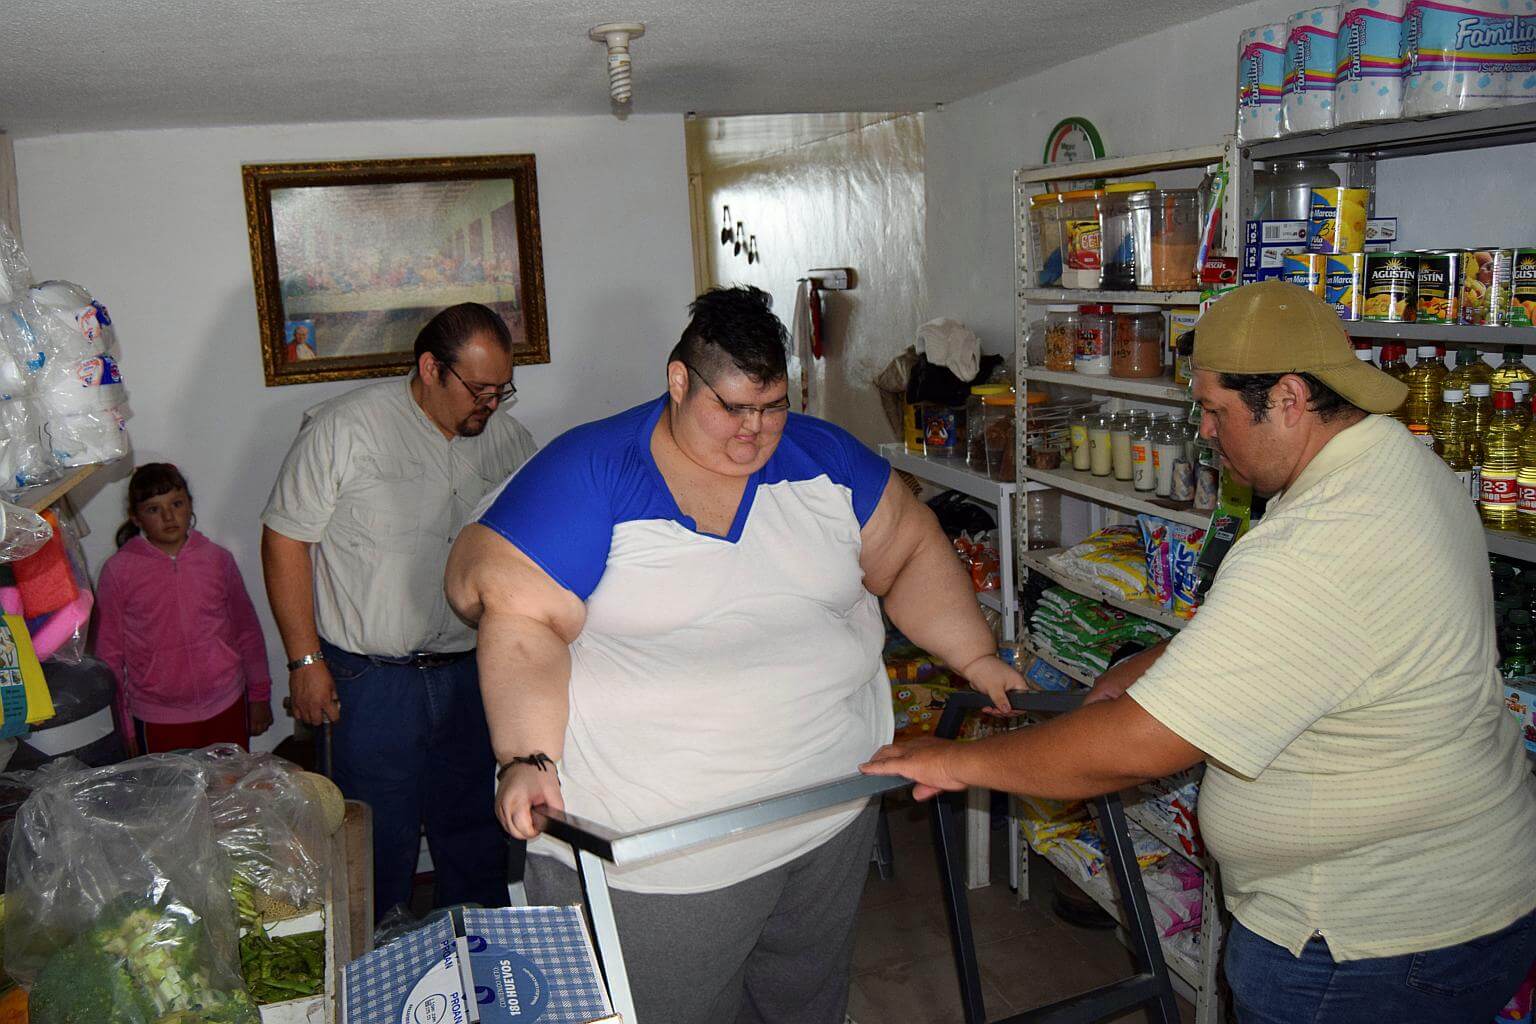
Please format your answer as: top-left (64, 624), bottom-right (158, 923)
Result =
top-left (681, 361), bottom-right (791, 421)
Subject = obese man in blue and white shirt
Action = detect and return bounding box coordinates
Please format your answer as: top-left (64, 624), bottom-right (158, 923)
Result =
top-left (445, 286), bottom-right (1024, 1024)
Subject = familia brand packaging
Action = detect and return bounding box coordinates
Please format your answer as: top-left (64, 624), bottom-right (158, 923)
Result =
top-left (1337, 0), bottom-right (1408, 124)
top-left (1403, 0), bottom-right (1536, 117)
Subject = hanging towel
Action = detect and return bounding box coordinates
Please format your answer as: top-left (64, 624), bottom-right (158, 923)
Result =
top-left (791, 278), bottom-right (824, 414)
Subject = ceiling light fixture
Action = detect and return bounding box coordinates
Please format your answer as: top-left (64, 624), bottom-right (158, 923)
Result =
top-left (589, 22), bottom-right (646, 106)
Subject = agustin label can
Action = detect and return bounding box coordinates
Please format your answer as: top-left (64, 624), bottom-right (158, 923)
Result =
top-left (1281, 252), bottom-right (1327, 295)
top-left (1324, 252), bottom-right (1366, 320)
top-left (1461, 248), bottom-right (1514, 327)
top-left (1415, 250), bottom-right (1465, 324)
top-left (1363, 252), bottom-right (1419, 322)
top-left (1307, 187), bottom-right (1370, 254)
top-left (1511, 249), bottom-right (1536, 328)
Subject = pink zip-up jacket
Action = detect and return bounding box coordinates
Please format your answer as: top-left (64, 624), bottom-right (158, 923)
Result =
top-left (94, 530), bottom-right (272, 727)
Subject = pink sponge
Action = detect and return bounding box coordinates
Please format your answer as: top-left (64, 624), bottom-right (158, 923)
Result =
top-left (13, 510), bottom-right (78, 617)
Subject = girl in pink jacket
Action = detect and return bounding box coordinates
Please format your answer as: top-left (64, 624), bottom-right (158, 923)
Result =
top-left (94, 463), bottom-right (273, 754)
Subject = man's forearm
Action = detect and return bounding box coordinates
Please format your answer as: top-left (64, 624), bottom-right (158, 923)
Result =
top-left (260, 527), bottom-right (321, 659)
top-left (477, 613), bottom-right (572, 764)
top-left (882, 528), bottom-right (996, 673)
top-left (947, 698), bottom-right (1203, 801)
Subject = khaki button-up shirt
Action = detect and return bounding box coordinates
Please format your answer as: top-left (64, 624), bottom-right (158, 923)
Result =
top-left (262, 374), bottom-right (537, 657)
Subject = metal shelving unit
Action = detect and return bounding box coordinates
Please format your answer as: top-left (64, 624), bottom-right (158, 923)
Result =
top-left (879, 443), bottom-right (1021, 642)
top-left (1018, 287), bottom-right (1203, 306)
top-left (1487, 527), bottom-right (1536, 562)
top-left (1245, 100), bottom-right (1536, 162)
top-left (1019, 367), bottom-right (1189, 403)
top-left (1019, 465), bottom-right (1209, 531)
top-left (1346, 321), bottom-right (1536, 346)
top-left (1018, 548), bottom-right (1190, 632)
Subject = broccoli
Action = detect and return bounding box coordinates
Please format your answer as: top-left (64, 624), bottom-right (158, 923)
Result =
top-left (27, 897), bottom-right (259, 1024)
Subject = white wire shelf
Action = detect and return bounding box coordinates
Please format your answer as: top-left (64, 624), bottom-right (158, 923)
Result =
top-left (1019, 367), bottom-right (1190, 402)
top-left (1016, 144), bottom-right (1229, 184)
top-left (879, 443), bottom-right (1028, 505)
top-left (1019, 548), bottom-right (1190, 632)
top-left (1033, 841), bottom-right (1203, 998)
top-left (1020, 287), bottom-right (1203, 306)
top-left (1019, 465), bottom-right (1210, 530)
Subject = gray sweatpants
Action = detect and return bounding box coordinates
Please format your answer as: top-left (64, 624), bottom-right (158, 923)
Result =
top-left (527, 800), bottom-right (877, 1024)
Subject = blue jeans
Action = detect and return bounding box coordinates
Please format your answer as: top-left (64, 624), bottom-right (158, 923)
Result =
top-left (1225, 909), bottom-right (1536, 1023)
top-left (321, 642), bottom-right (519, 920)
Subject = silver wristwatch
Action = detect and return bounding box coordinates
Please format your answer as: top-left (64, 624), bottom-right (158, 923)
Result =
top-left (286, 651), bottom-right (326, 671)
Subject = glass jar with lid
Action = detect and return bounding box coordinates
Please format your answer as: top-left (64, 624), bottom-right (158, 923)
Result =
top-left (1153, 415), bottom-right (1186, 497)
top-left (1059, 189), bottom-right (1105, 289)
top-left (1131, 414), bottom-right (1157, 492)
top-left (1088, 413), bottom-right (1113, 477)
top-left (1029, 192), bottom-right (1065, 287)
top-left (1111, 412), bottom-right (1137, 482)
top-left (1075, 304), bottom-right (1114, 376)
top-left (1069, 408), bottom-right (1093, 471)
top-left (990, 390), bottom-right (1030, 479)
top-left (1044, 305), bottom-right (1079, 372)
top-left (1113, 305), bottom-right (1165, 378)
top-left (966, 384), bottom-right (1011, 471)
top-left (1139, 189), bottom-right (1201, 291)
top-left (1099, 181), bottom-right (1157, 291)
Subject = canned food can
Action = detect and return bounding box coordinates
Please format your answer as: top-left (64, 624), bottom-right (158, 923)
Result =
top-left (1461, 248), bottom-right (1514, 327)
top-left (1307, 187), bottom-right (1370, 254)
top-left (1511, 249), bottom-right (1536, 328)
top-left (1363, 251), bottom-right (1419, 322)
top-left (1415, 250), bottom-right (1465, 324)
top-left (1281, 253), bottom-right (1327, 295)
top-left (1324, 252), bottom-right (1366, 321)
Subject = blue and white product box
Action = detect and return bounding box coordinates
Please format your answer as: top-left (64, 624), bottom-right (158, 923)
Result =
top-left (1503, 682), bottom-right (1536, 756)
top-left (1245, 217), bottom-right (1399, 270)
top-left (1362, 217), bottom-right (1397, 252)
top-left (344, 907), bottom-right (613, 1024)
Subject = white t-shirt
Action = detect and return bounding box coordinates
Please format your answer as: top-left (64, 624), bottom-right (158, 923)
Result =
top-left (478, 396), bottom-right (895, 892)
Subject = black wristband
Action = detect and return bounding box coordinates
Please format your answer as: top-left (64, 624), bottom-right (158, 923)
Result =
top-left (496, 753), bottom-right (557, 781)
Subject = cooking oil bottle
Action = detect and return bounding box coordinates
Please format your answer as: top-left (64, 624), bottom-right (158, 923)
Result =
top-left (1517, 383), bottom-right (1534, 429)
top-left (1468, 383), bottom-right (1495, 436)
top-left (1404, 346), bottom-right (1447, 445)
top-left (1434, 388), bottom-right (1477, 499)
top-left (1378, 345), bottom-right (1411, 424)
top-left (1482, 389), bottom-right (1524, 528)
top-left (1519, 409), bottom-right (1536, 536)
top-left (1446, 345), bottom-right (1493, 394)
top-left (1491, 346), bottom-right (1535, 398)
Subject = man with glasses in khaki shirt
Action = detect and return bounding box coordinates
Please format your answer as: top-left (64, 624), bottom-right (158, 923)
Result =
top-left (261, 302), bottom-right (537, 920)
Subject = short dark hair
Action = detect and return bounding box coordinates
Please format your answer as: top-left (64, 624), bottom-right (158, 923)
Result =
top-left (117, 462), bottom-right (190, 548)
top-left (1217, 372), bottom-right (1360, 424)
top-left (413, 303), bottom-right (512, 366)
top-left (667, 286), bottom-right (789, 384)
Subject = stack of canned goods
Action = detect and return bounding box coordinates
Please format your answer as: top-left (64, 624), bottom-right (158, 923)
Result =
top-left (1356, 247), bottom-right (1536, 328)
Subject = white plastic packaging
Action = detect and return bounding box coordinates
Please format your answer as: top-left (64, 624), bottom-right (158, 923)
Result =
top-left (0, 398), bottom-right (59, 493)
top-left (0, 224), bottom-right (30, 307)
top-left (0, 500), bottom-right (53, 563)
top-left (1336, 0), bottom-right (1407, 124)
top-left (1237, 23), bottom-right (1287, 143)
top-left (21, 281), bottom-right (131, 469)
top-left (1283, 5), bottom-right (1342, 135)
top-left (1404, 0), bottom-right (1536, 116)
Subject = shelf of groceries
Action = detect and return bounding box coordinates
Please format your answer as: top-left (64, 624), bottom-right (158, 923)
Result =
top-left (879, 442), bottom-right (1025, 504)
top-left (1243, 100), bottom-right (1536, 164)
top-left (1033, 838), bottom-right (1204, 998)
top-left (1018, 287), bottom-right (1203, 306)
top-left (1123, 802), bottom-right (1200, 864)
top-left (1020, 464), bottom-right (1210, 531)
top-left (1018, 366), bottom-right (1189, 403)
top-left (1016, 144), bottom-right (1230, 185)
top-left (1019, 547), bottom-right (1190, 632)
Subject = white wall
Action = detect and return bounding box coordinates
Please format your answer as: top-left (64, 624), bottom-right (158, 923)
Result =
top-left (14, 113), bottom-right (695, 749)
top-left (924, 0), bottom-right (1536, 353)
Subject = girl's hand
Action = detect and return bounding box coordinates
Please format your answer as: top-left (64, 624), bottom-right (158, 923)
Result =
top-left (248, 699), bottom-right (274, 737)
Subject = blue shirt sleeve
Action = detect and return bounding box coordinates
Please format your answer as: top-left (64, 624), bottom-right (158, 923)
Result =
top-left (782, 415), bottom-right (891, 526)
top-left (477, 431), bottom-right (616, 601)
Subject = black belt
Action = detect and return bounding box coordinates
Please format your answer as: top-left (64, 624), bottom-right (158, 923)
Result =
top-left (365, 650), bottom-right (474, 670)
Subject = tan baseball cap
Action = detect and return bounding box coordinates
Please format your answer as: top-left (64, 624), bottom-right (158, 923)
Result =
top-left (1193, 280), bottom-right (1407, 415)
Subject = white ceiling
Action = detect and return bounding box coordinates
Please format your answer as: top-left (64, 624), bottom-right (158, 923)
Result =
top-left (3, 0), bottom-right (1235, 137)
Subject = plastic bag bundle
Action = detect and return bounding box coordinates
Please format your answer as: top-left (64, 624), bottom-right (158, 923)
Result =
top-left (190, 745), bottom-right (330, 921)
top-left (1046, 526), bottom-right (1151, 600)
top-left (0, 499), bottom-right (52, 562)
top-left (23, 281), bottom-right (131, 468)
top-left (1029, 587), bottom-right (1172, 675)
top-left (0, 223), bottom-right (30, 307)
top-left (3, 755), bottom-right (258, 1023)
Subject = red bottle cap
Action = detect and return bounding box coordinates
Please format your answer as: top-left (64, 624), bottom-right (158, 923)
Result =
top-left (1495, 390), bottom-right (1516, 410)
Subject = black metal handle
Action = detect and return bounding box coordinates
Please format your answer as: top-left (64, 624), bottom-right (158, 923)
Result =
top-left (933, 688), bottom-right (1085, 741)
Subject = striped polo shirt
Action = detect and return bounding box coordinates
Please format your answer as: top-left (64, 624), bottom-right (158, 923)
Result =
top-left (1130, 413), bottom-right (1536, 960)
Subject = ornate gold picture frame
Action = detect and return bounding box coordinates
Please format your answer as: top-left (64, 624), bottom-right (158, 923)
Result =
top-left (242, 154), bottom-right (549, 387)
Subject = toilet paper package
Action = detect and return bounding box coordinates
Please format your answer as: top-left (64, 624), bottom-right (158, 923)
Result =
top-left (1284, 6), bottom-right (1342, 134)
top-left (42, 406), bottom-right (130, 468)
top-left (1337, 0), bottom-right (1407, 123)
top-left (1404, 0), bottom-right (1536, 115)
top-left (1238, 23), bottom-right (1288, 142)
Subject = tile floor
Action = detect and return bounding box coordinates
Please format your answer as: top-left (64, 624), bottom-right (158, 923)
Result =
top-left (848, 797), bottom-right (1197, 1024)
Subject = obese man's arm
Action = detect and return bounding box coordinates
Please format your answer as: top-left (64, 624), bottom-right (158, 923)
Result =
top-left (858, 474), bottom-right (1025, 714)
top-left (446, 524), bottom-right (586, 840)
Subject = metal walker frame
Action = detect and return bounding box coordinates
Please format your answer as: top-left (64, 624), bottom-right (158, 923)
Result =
top-left (537, 690), bottom-right (1178, 1024)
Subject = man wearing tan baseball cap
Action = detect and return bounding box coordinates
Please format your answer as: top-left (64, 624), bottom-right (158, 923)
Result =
top-left (864, 281), bottom-right (1536, 1022)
